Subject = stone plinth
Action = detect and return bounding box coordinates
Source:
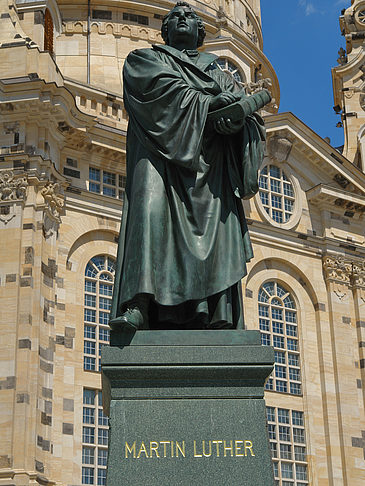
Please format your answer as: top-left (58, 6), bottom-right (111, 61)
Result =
top-left (102, 330), bottom-right (274, 486)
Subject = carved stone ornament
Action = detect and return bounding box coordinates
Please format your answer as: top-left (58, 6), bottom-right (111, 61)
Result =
top-left (266, 135), bottom-right (293, 163)
top-left (352, 260), bottom-right (365, 289)
top-left (0, 170), bottom-right (28, 201)
top-left (216, 7), bottom-right (228, 27)
top-left (40, 182), bottom-right (65, 238)
top-left (322, 255), bottom-right (352, 285)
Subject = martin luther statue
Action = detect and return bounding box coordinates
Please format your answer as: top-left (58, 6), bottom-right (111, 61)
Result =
top-left (110, 2), bottom-right (269, 331)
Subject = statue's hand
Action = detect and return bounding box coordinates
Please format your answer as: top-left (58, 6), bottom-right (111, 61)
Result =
top-left (214, 117), bottom-right (244, 135)
top-left (209, 92), bottom-right (240, 111)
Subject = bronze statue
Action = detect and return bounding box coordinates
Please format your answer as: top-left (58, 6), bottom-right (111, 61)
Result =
top-left (110, 2), bottom-right (269, 331)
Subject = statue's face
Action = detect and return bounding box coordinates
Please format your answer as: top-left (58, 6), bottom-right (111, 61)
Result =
top-left (167, 6), bottom-right (199, 48)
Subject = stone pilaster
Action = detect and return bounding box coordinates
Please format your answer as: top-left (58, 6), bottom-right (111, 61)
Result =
top-left (322, 254), bottom-right (365, 485)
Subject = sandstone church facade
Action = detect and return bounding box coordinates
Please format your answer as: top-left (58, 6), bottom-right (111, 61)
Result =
top-left (0, 0), bottom-right (364, 485)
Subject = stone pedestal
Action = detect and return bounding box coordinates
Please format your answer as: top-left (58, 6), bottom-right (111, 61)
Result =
top-left (102, 330), bottom-right (274, 486)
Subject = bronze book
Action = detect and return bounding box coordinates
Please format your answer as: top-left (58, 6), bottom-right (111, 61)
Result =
top-left (207, 89), bottom-right (272, 123)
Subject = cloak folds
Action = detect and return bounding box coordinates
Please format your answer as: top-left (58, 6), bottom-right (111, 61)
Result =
top-left (111, 44), bottom-right (266, 329)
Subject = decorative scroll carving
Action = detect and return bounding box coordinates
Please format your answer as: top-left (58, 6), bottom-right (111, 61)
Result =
top-left (0, 170), bottom-right (27, 201)
top-left (40, 182), bottom-right (65, 238)
top-left (323, 255), bottom-right (365, 293)
top-left (322, 255), bottom-right (352, 284)
top-left (352, 260), bottom-right (365, 289)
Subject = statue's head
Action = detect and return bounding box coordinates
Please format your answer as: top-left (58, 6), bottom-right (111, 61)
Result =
top-left (161, 2), bottom-right (206, 49)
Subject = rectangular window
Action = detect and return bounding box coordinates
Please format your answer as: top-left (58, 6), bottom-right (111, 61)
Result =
top-left (296, 464), bottom-right (307, 480)
top-left (286, 324), bottom-right (297, 337)
top-left (293, 428), bottom-right (305, 444)
top-left (85, 325), bottom-right (96, 340)
top-left (266, 407), bottom-right (275, 422)
top-left (99, 297), bottom-right (111, 311)
top-left (270, 178), bottom-right (281, 193)
top-left (289, 368), bottom-right (300, 381)
top-left (270, 441), bottom-right (277, 458)
top-left (292, 411), bottom-right (304, 426)
top-left (280, 443), bottom-right (292, 460)
top-left (272, 321), bottom-right (284, 334)
top-left (277, 408), bottom-right (290, 424)
top-left (82, 447), bottom-right (95, 465)
top-left (265, 377), bottom-right (274, 390)
top-left (82, 467), bottom-right (94, 485)
top-left (259, 318), bottom-right (270, 331)
top-left (84, 357), bottom-right (96, 371)
top-left (259, 176), bottom-right (268, 190)
top-left (98, 409), bottom-right (108, 427)
top-left (279, 426), bottom-right (290, 442)
top-left (294, 445), bottom-right (306, 462)
top-left (281, 462), bottom-right (293, 479)
top-left (285, 310), bottom-right (296, 323)
top-left (84, 389), bottom-right (95, 405)
top-left (84, 309), bottom-right (96, 323)
top-left (276, 380), bottom-right (287, 393)
top-left (88, 168), bottom-right (125, 199)
top-left (288, 353), bottom-right (299, 366)
top-left (85, 280), bottom-right (97, 293)
top-left (287, 338), bottom-right (298, 351)
top-left (98, 429), bottom-right (108, 446)
top-left (273, 335), bottom-right (284, 348)
top-left (84, 341), bottom-right (96, 355)
top-left (290, 383), bottom-right (301, 395)
top-left (273, 461), bottom-right (279, 478)
top-left (103, 186), bottom-right (116, 198)
top-left (92, 10), bottom-right (112, 20)
top-left (259, 304), bottom-right (269, 317)
top-left (123, 12), bottom-right (149, 25)
top-left (272, 209), bottom-right (283, 223)
top-left (271, 308), bottom-right (283, 320)
top-left (275, 365), bottom-right (286, 379)
top-left (99, 328), bottom-right (110, 342)
top-left (99, 312), bottom-right (109, 325)
top-left (268, 424), bottom-right (276, 440)
top-left (261, 333), bottom-right (271, 346)
top-left (98, 449), bottom-right (108, 466)
top-left (83, 427), bottom-right (95, 444)
top-left (103, 171), bottom-right (116, 185)
top-left (85, 294), bottom-right (96, 307)
top-left (275, 351), bottom-right (286, 364)
top-left (89, 168), bottom-right (100, 181)
top-left (99, 283), bottom-right (112, 296)
top-left (97, 468), bottom-right (107, 486)
top-left (83, 407), bottom-right (95, 424)
top-left (271, 194), bottom-right (282, 209)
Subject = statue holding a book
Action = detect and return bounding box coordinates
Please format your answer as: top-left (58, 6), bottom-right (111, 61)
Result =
top-left (110, 1), bottom-right (271, 332)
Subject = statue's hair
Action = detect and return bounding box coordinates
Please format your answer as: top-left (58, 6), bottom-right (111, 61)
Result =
top-left (161, 2), bottom-right (206, 48)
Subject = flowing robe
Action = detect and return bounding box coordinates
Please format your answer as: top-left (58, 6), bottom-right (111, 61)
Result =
top-left (111, 44), bottom-right (266, 329)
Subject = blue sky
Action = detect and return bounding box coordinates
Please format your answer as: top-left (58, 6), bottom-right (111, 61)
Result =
top-left (261, 0), bottom-right (349, 148)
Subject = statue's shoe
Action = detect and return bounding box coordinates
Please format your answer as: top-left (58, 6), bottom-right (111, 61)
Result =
top-left (109, 308), bottom-right (143, 332)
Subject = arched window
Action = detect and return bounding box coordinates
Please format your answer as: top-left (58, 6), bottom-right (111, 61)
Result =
top-left (259, 165), bottom-right (295, 224)
top-left (84, 255), bottom-right (115, 372)
top-left (258, 281), bottom-right (302, 395)
top-left (216, 58), bottom-right (245, 84)
top-left (44, 9), bottom-right (54, 54)
top-left (266, 406), bottom-right (308, 485)
top-left (82, 388), bottom-right (109, 485)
